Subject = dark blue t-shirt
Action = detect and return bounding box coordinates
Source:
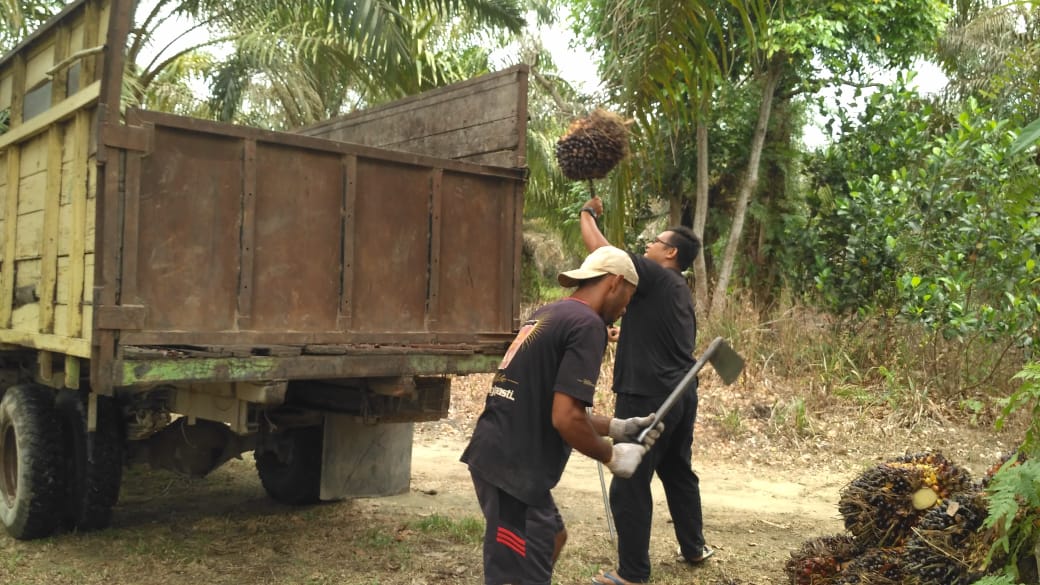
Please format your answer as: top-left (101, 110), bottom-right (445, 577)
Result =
top-left (613, 253), bottom-right (697, 396)
top-left (461, 298), bottom-right (607, 505)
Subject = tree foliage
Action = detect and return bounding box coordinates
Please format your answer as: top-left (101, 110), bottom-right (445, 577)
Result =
top-left (0, 0), bottom-right (61, 52)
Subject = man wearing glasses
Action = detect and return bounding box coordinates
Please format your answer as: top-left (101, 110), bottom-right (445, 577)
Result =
top-left (579, 197), bottom-right (711, 585)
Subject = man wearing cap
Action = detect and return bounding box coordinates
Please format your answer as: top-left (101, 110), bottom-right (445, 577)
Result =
top-left (461, 246), bottom-right (664, 585)
top-left (578, 198), bottom-right (710, 585)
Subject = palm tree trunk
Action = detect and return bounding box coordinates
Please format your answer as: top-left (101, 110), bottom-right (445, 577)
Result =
top-left (692, 107), bottom-right (710, 314)
top-left (709, 57), bottom-right (783, 317)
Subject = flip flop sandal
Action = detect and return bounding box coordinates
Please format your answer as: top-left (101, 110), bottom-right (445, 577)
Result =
top-left (591, 570), bottom-right (642, 585)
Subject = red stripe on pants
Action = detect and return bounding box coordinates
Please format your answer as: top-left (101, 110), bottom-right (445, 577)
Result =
top-left (496, 526), bottom-right (526, 557)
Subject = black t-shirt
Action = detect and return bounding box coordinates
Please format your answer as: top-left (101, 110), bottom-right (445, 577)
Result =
top-left (461, 298), bottom-right (607, 505)
top-left (613, 253), bottom-right (697, 396)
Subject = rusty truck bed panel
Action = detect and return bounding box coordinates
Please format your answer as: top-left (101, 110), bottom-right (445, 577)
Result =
top-left (108, 109), bottom-right (523, 346)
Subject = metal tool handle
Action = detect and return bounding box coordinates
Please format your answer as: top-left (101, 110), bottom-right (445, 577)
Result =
top-left (635, 337), bottom-right (724, 444)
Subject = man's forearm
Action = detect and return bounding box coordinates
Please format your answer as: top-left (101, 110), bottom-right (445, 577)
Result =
top-left (580, 211), bottom-right (610, 251)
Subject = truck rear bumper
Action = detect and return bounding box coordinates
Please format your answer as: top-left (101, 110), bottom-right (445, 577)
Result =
top-left (116, 344), bottom-right (505, 387)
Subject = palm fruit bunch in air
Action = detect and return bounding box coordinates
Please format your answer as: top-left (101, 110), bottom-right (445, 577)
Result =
top-left (834, 547), bottom-right (905, 584)
top-left (902, 490), bottom-right (991, 585)
top-left (838, 451), bottom-right (974, 548)
top-left (784, 534), bottom-right (862, 585)
top-left (554, 109), bottom-right (630, 180)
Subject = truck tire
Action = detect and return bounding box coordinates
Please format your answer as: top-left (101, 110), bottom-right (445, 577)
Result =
top-left (255, 425), bottom-right (322, 505)
top-left (56, 391), bottom-right (124, 532)
top-left (0, 384), bottom-right (65, 540)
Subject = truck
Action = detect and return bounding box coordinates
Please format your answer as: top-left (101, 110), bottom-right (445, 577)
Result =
top-left (0, 0), bottom-right (526, 540)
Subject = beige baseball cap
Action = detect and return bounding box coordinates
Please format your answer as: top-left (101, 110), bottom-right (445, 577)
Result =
top-left (558, 246), bottom-right (639, 288)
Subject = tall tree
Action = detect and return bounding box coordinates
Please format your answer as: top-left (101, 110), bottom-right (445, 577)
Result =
top-left (574, 0), bottom-right (949, 316)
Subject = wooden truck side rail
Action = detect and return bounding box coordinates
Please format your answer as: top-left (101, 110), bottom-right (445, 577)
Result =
top-left (0, 0), bottom-right (108, 392)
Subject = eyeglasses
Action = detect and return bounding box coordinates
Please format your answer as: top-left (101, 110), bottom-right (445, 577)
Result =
top-left (652, 237), bottom-right (675, 249)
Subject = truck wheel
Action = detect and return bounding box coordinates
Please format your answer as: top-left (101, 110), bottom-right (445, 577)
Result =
top-left (255, 425), bottom-right (322, 505)
top-left (0, 384), bottom-right (65, 540)
top-left (56, 391), bottom-right (124, 532)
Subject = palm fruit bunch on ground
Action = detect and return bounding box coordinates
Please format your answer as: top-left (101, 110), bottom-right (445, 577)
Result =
top-left (981, 448), bottom-right (1027, 488)
top-left (838, 451), bottom-right (974, 548)
top-left (834, 547), bottom-right (905, 584)
top-left (901, 490), bottom-right (992, 585)
top-left (784, 534), bottom-right (863, 584)
top-left (554, 109), bottom-right (630, 180)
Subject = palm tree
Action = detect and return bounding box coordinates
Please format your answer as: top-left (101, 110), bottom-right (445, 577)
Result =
top-left (0, 0), bottom-right (63, 53)
top-left (127, 0), bottom-right (526, 126)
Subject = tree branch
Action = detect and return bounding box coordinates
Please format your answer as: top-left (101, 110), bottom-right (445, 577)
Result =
top-left (530, 66), bottom-right (576, 119)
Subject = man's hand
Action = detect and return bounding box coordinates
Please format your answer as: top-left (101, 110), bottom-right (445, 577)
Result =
top-left (582, 196), bottom-right (604, 217)
top-left (609, 414), bottom-right (664, 448)
top-left (606, 443), bottom-right (647, 478)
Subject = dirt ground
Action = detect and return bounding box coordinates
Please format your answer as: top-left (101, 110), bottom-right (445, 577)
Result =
top-left (0, 372), bottom-right (1023, 585)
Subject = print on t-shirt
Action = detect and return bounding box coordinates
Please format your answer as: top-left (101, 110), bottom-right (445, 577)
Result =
top-left (499, 318), bottom-right (541, 370)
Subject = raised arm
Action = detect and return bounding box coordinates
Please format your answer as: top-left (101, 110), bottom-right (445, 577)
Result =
top-left (579, 196), bottom-right (610, 251)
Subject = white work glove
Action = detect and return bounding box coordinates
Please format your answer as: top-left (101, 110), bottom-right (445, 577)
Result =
top-left (606, 443), bottom-right (648, 478)
top-left (609, 414), bottom-right (664, 448)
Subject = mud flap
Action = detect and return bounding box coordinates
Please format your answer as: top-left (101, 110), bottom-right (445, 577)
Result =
top-left (319, 413), bottom-right (412, 500)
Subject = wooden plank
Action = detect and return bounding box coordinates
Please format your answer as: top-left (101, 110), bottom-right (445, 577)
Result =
top-left (18, 132), bottom-right (48, 176)
top-left (91, 125), bottom-right (121, 394)
top-left (338, 154), bottom-right (357, 330)
top-left (302, 65), bottom-right (525, 140)
top-left (0, 79), bottom-right (100, 151)
top-left (459, 150), bottom-right (521, 168)
top-left (118, 111), bottom-right (142, 304)
top-left (509, 181), bottom-right (523, 330)
top-left (64, 354), bottom-right (80, 389)
top-left (514, 65), bottom-right (528, 168)
top-left (114, 352), bottom-right (503, 387)
top-left (236, 139), bottom-right (257, 327)
top-left (425, 168), bottom-right (442, 330)
top-left (311, 85), bottom-right (520, 152)
top-left (9, 54), bottom-right (25, 128)
top-left (0, 75), bottom-right (11, 110)
top-left (98, 0), bottom-right (129, 126)
top-left (14, 210), bottom-right (43, 260)
top-left (38, 349), bottom-right (53, 383)
top-left (377, 118), bottom-right (519, 163)
top-left (38, 126), bottom-right (62, 334)
top-left (65, 110), bottom-right (89, 338)
top-left (130, 108), bottom-right (524, 181)
top-left (16, 171), bottom-right (46, 215)
top-left (81, 0), bottom-right (99, 84)
top-left (25, 44), bottom-right (55, 90)
top-left (69, 18), bottom-right (85, 53)
top-left (90, 0), bottom-right (134, 395)
top-left (0, 327), bottom-right (90, 357)
top-left (93, 304), bottom-right (145, 330)
top-left (1, 146), bottom-right (21, 327)
top-left (51, 26), bottom-right (70, 104)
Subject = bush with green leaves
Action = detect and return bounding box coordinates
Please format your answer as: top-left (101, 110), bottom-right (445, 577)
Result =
top-left (973, 363), bottom-right (1040, 585)
top-left (799, 88), bottom-right (1040, 364)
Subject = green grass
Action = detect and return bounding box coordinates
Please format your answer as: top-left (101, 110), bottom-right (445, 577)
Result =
top-left (408, 514), bottom-right (483, 544)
